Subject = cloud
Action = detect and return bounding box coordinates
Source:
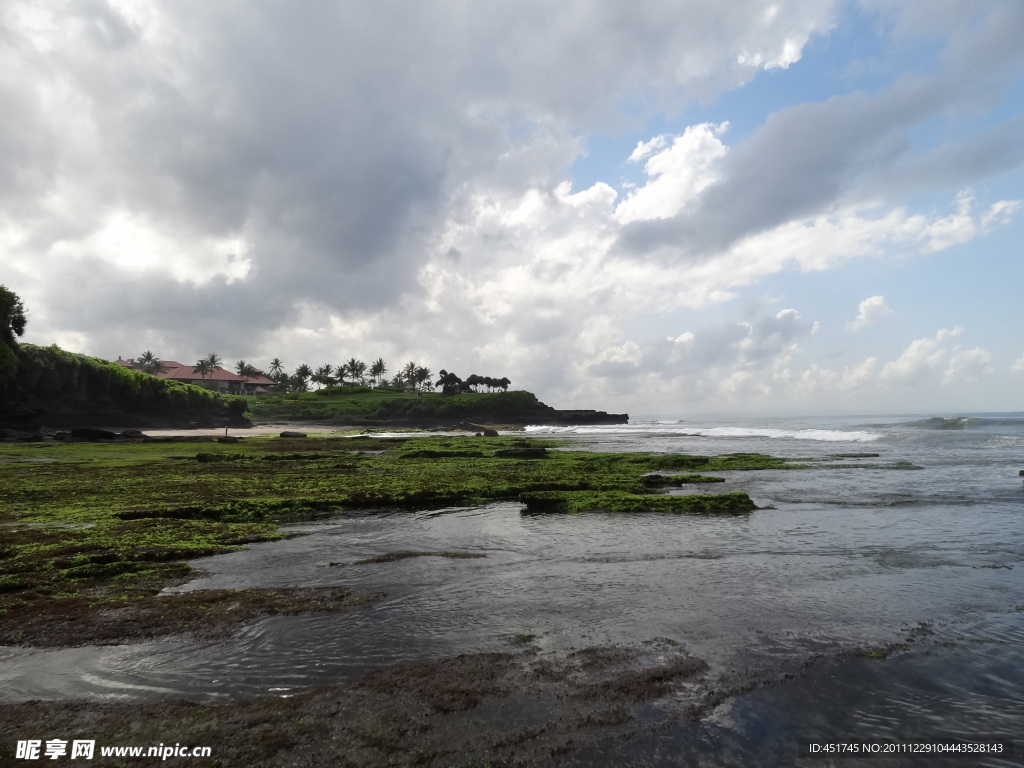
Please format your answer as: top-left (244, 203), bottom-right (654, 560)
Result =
top-left (942, 347), bottom-right (992, 385)
top-left (879, 327), bottom-right (962, 385)
top-left (615, 2), bottom-right (1024, 259)
top-left (2, 0), bottom-right (1021, 414)
top-left (1, 0), bottom-right (842, 359)
top-left (839, 357), bottom-right (878, 390)
top-left (1011, 356), bottom-right (1024, 373)
top-left (848, 295), bottom-right (892, 330)
top-left (615, 123), bottom-right (728, 225)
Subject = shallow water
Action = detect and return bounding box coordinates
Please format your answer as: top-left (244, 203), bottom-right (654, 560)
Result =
top-left (3, 412), bottom-right (1023, 761)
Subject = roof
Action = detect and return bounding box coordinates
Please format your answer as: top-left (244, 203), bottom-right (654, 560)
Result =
top-left (112, 358), bottom-right (277, 385)
top-left (158, 361), bottom-right (244, 382)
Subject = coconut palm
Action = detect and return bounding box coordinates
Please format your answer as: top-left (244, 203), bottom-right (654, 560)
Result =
top-left (370, 357), bottom-right (387, 386)
top-left (268, 358), bottom-right (284, 379)
top-left (136, 350), bottom-right (167, 376)
top-left (192, 359), bottom-right (213, 380)
top-left (414, 366), bottom-right (431, 391)
top-left (293, 364), bottom-right (313, 392)
top-left (311, 364), bottom-right (335, 389)
top-left (344, 357), bottom-right (367, 385)
top-left (401, 361), bottom-right (418, 388)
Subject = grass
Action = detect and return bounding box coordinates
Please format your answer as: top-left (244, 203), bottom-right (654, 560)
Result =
top-left (248, 387), bottom-right (545, 424)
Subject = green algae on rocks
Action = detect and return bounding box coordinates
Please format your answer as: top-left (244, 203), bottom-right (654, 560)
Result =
top-left (0, 435), bottom-right (786, 644)
top-left (519, 490), bottom-right (757, 515)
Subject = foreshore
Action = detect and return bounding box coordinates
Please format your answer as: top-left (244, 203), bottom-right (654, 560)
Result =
top-left (0, 430), bottom-right (924, 765)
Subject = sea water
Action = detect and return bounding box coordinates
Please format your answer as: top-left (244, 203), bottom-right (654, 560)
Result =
top-left (2, 412), bottom-right (1023, 765)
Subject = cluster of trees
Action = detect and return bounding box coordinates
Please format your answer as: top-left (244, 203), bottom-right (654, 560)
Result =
top-left (123, 350), bottom-right (168, 376)
top-left (435, 370), bottom-right (510, 395)
top-left (123, 347), bottom-right (512, 397)
top-left (0, 285), bottom-right (28, 386)
top-left (271, 358), bottom-right (433, 392)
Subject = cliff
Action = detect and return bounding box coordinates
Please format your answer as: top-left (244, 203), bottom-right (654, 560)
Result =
top-left (0, 345), bottom-right (248, 431)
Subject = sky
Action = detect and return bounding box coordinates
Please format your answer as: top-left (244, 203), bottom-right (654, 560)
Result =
top-left (2, 0), bottom-right (1023, 417)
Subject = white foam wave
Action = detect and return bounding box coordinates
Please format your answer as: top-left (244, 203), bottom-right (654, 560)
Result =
top-left (523, 424), bottom-right (882, 442)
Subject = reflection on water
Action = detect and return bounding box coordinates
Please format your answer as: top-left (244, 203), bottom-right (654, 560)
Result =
top-left (2, 416), bottom-right (1023, 762)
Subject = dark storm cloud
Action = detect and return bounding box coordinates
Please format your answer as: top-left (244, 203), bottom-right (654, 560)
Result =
top-left (616, 1), bottom-right (1024, 259)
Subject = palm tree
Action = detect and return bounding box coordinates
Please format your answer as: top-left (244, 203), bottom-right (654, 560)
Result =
top-left (136, 350), bottom-right (167, 376)
top-left (401, 361), bottom-right (417, 389)
top-left (293, 364), bottom-right (313, 392)
top-left (370, 357), bottom-right (387, 387)
top-left (312, 364), bottom-right (334, 389)
top-left (192, 359), bottom-right (213, 380)
top-left (204, 353), bottom-right (222, 373)
top-left (268, 358), bottom-right (284, 379)
top-left (344, 357), bottom-right (366, 385)
top-left (414, 366), bottom-right (431, 392)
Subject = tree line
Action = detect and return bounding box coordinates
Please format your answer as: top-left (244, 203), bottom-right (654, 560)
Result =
top-left (0, 287), bottom-right (514, 397)
top-left (125, 350), bottom-right (511, 395)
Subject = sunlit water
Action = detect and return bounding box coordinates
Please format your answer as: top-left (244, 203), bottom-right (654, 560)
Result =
top-left (2, 413), bottom-right (1023, 764)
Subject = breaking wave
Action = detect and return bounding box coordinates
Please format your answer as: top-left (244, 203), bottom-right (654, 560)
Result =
top-left (902, 416), bottom-right (1024, 431)
top-left (524, 424), bottom-right (883, 442)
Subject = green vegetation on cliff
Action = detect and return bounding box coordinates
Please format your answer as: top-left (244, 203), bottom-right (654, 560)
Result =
top-left (249, 386), bottom-right (545, 424)
top-left (0, 344), bottom-right (247, 427)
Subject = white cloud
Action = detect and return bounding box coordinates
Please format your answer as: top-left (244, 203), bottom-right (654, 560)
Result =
top-left (918, 190), bottom-right (978, 253)
top-left (981, 199), bottom-right (1023, 230)
top-left (3, 0), bottom-right (1023, 414)
top-left (839, 357), bottom-right (878, 390)
top-left (879, 327), bottom-right (962, 385)
top-left (628, 135), bottom-right (668, 163)
top-left (848, 295), bottom-right (892, 331)
top-left (1013, 356), bottom-right (1024, 373)
top-left (616, 123), bottom-right (728, 225)
top-left (943, 347), bottom-right (993, 385)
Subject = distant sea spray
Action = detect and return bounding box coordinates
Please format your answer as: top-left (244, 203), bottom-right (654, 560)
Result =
top-left (524, 423), bottom-right (883, 442)
top-left (899, 416), bottom-right (1024, 431)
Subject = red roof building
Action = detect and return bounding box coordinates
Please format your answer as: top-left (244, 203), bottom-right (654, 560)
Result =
top-left (115, 358), bottom-right (277, 394)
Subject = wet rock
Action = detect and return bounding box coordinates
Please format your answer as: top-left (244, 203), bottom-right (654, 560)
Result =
top-left (280, 431), bottom-right (308, 438)
top-left (218, 435), bottom-right (242, 443)
top-left (120, 429), bottom-right (147, 439)
top-left (70, 428), bottom-right (118, 441)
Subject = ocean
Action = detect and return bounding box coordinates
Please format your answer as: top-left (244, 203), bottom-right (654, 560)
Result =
top-left (2, 412), bottom-right (1022, 765)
